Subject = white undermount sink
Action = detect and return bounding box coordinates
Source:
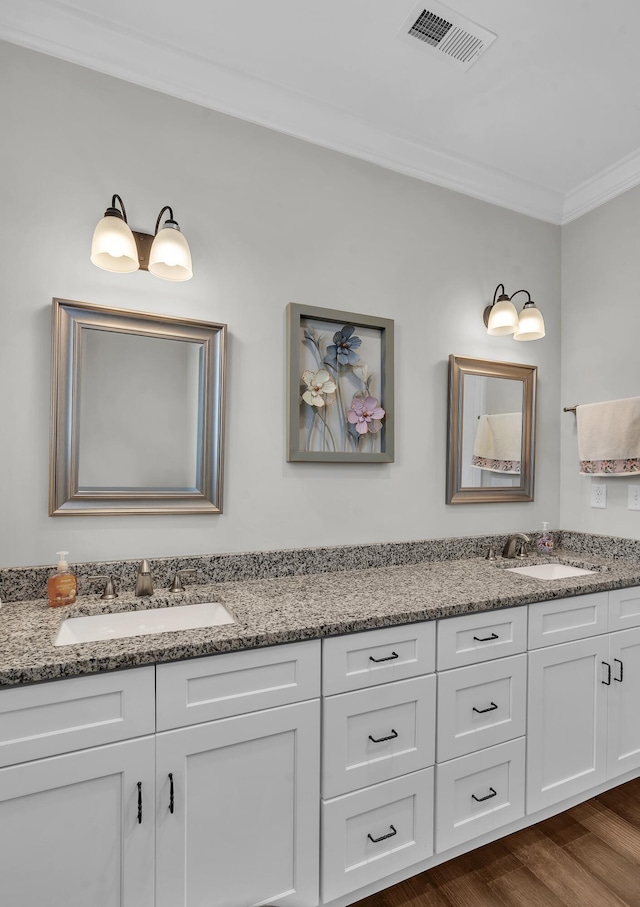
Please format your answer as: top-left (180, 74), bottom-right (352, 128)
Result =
top-left (506, 563), bottom-right (596, 580)
top-left (54, 601), bottom-right (234, 646)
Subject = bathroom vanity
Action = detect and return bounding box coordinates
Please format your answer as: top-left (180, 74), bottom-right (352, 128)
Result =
top-left (1, 549), bottom-right (640, 906)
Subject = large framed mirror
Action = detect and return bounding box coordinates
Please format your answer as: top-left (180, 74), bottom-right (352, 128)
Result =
top-left (446, 355), bottom-right (537, 504)
top-left (50, 298), bottom-right (226, 515)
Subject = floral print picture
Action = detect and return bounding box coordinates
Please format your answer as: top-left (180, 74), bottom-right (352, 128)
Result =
top-left (287, 304), bottom-right (394, 462)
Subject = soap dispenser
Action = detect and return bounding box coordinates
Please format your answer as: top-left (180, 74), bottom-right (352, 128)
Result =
top-left (47, 551), bottom-right (78, 607)
top-left (536, 523), bottom-right (554, 556)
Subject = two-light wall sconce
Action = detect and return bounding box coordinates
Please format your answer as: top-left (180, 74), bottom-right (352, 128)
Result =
top-left (483, 284), bottom-right (545, 341)
top-left (90, 194), bottom-right (193, 281)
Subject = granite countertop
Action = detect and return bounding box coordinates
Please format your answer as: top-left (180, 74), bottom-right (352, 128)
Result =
top-left (2, 549), bottom-right (640, 686)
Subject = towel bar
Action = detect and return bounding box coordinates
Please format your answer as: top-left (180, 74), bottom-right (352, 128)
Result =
top-left (563, 406), bottom-right (578, 414)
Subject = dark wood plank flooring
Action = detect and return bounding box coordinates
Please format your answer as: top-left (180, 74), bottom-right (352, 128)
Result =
top-left (351, 777), bottom-right (640, 906)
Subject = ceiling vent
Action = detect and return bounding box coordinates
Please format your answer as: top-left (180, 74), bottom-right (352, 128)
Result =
top-left (397, 2), bottom-right (497, 71)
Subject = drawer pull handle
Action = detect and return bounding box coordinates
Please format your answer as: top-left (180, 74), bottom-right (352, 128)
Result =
top-left (168, 772), bottom-right (175, 814)
top-left (472, 787), bottom-right (497, 803)
top-left (368, 729), bottom-right (398, 744)
top-left (473, 701), bottom-right (498, 714)
top-left (369, 651), bottom-right (399, 663)
top-left (602, 661), bottom-right (612, 685)
top-left (614, 658), bottom-right (624, 683)
top-left (368, 824), bottom-right (397, 844)
top-left (137, 781), bottom-right (143, 824)
top-left (473, 632), bottom-right (499, 642)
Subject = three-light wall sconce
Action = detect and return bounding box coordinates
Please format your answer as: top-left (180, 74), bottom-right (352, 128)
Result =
top-left (483, 284), bottom-right (545, 341)
top-left (90, 194), bottom-right (193, 281)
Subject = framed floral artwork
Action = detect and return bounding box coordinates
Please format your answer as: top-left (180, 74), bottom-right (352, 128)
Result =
top-left (287, 303), bottom-right (394, 462)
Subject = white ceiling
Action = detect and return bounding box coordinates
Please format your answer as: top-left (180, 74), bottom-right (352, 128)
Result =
top-left (4, 0), bottom-right (640, 224)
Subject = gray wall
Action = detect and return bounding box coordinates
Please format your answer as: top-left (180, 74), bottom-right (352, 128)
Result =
top-left (561, 186), bottom-right (640, 537)
top-left (0, 41), bottom-right (561, 568)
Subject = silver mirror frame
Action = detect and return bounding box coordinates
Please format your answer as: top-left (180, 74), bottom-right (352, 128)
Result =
top-left (446, 354), bottom-right (537, 504)
top-left (49, 298), bottom-right (227, 516)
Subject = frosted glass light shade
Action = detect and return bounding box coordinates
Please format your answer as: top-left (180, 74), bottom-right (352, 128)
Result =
top-left (514, 304), bottom-right (545, 341)
top-left (149, 225), bottom-right (193, 281)
top-left (90, 215), bottom-right (139, 273)
top-left (487, 298), bottom-right (519, 336)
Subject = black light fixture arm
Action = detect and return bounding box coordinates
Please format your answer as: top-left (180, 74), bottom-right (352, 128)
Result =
top-left (509, 288), bottom-right (532, 305)
top-left (154, 205), bottom-right (178, 234)
top-left (492, 283), bottom-right (506, 304)
top-left (104, 194), bottom-right (128, 222)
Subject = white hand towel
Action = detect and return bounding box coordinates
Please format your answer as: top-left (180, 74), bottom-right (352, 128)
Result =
top-left (472, 412), bottom-right (522, 474)
top-left (577, 396), bottom-right (640, 475)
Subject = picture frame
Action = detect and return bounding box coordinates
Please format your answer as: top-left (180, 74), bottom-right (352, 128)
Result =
top-left (287, 302), bottom-right (394, 463)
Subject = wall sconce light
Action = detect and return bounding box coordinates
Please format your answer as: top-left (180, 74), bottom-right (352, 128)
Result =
top-left (483, 284), bottom-right (545, 341)
top-left (90, 194), bottom-right (193, 281)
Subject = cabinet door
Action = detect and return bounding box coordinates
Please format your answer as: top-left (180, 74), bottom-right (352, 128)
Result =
top-left (0, 736), bottom-right (155, 907)
top-left (156, 699), bottom-right (320, 907)
top-left (527, 636), bottom-right (609, 813)
top-left (608, 627), bottom-right (640, 779)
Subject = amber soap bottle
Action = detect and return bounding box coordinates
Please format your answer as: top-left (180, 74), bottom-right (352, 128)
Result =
top-left (47, 551), bottom-right (77, 607)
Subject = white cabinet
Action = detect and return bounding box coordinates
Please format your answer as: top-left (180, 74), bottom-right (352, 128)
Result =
top-left (0, 736), bottom-right (155, 907)
top-left (435, 737), bottom-right (525, 852)
top-left (607, 626), bottom-right (640, 779)
top-left (321, 767), bottom-right (434, 902)
top-left (435, 630), bottom-right (526, 849)
top-left (322, 675), bottom-right (436, 798)
top-left (155, 699), bottom-right (320, 907)
top-left (527, 635), bottom-right (609, 812)
top-left (320, 626), bottom-right (436, 902)
top-left (527, 623), bottom-right (640, 812)
top-left (436, 654), bottom-right (526, 762)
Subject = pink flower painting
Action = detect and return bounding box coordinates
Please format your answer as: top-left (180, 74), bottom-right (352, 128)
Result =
top-left (347, 395), bottom-right (385, 434)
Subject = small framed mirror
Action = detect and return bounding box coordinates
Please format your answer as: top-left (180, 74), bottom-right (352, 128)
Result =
top-left (446, 355), bottom-right (537, 504)
top-left (50, 298), bottom-right (226, 515)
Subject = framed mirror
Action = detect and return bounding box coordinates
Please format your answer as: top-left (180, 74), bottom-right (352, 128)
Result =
top-left (446, 355), bottom-right (537, 504)
top-left (50, 298), bottom-right (226, 515)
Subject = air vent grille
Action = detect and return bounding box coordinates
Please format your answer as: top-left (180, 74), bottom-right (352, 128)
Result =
top-left (409, 11), bottom-right (453, 47)
top-left (398, 2), bottom-right (497, 71)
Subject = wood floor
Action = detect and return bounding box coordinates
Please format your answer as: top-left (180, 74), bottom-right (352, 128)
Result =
top-left (351, 777), bottom-right (640, 907)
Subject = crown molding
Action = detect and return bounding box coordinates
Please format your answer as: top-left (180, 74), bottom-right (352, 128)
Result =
top-left (0, 0), bottom-right (565, 224)
top-left (562, 148), bottom-right (640, 224)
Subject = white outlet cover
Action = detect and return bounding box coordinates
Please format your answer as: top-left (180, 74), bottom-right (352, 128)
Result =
top-left (628, 485), bottom-right (640, 511)
top-left (591, 483), bottom-right (607, 509)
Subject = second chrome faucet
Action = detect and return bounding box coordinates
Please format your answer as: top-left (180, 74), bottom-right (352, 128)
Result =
top-left (502, 533), bottom-right (530, 559)
top-left (135, 559), bottom-right (154, 597)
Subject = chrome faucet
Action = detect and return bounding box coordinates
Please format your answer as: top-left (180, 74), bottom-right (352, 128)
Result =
top-left (502, 533), bottom-right (530, 559)
top-left (135, 559), bottom-right (154, 597)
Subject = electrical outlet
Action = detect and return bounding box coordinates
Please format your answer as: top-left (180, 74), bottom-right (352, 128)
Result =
top-left (591, 483), bottom-right (607, 509)
top-left (629, 486), bottom-right (640, 511)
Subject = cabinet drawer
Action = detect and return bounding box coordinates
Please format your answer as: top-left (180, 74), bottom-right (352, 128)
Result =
top-left (321, 767), bottom-right (434, 903)
top-left (435, 737), bottom-right (525, 853)
top-left (156, 640), bottom-right (320, 730)
top-left (322, 675), bottom-right (436, 798)
top-left (0, 667), bottom-right (155, 767)
top-left (609, 586), bottom-right (640, 631)
top-left (437, 606), bottom-right (527, 670)
top-left (322, 622), bottom-right (435, 695)
top-left (528, 592), bottom-right (608, 648)
top-left (437, 655), bottom-right (526, 762)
